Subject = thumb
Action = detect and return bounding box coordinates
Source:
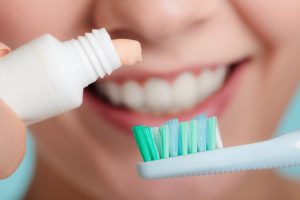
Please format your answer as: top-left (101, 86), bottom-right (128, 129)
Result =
top-left (0, 42), bottom-right (11, 57)
top-left (0, 101), bottom-right (26, 178)
top-left (0, 43), bottom-right (26, 179)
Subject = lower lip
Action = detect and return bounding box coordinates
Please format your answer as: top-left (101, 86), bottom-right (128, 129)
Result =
top-left (84, 62), bottom-right (248, 135)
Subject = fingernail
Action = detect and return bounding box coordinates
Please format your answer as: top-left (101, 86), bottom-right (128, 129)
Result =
top-left (0, 43), bottom-right (11, 56)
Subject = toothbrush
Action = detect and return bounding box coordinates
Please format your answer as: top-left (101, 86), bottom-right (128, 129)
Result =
top-left (132, 115), bottom-right (300, 179)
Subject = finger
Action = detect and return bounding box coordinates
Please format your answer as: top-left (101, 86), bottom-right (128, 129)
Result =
top-left (0, 100), bottom-right (26, 179)
top-left (0, 42), bottom-right (11, 57)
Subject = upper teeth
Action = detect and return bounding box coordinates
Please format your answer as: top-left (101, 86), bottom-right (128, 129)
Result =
top-left (95, 67), bottom-right (228, 113)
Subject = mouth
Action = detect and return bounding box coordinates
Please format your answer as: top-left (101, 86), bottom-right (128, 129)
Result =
top-left (84, 57), bottom-right (250, 134)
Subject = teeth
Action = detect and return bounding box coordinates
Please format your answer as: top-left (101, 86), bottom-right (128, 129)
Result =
top-left (214, 67), bottom-right (227, 88)
top-left (121, 81), bottom-right (144, 110)
top-left (96, 82), bottom-right (121, 105)
top-left (96, 66), bottom-right (228, 113)
top-left (144, 78), bottom-right (172, 112)
top-left (172, 72), bottom-right (197, 110)
top-left (197, 67), bottom-right (227, 101)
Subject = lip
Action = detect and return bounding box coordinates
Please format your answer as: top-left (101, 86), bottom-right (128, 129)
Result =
top-left (84, 59), bottom-right (249, 135)
top-left (100, 64), bottom-right (225, 84)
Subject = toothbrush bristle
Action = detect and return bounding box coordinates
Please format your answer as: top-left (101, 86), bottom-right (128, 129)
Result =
top-left (207, 117), bottom-right (217, 150)
top-left (194, 114), bottom-right (207, 152)
top-left (132, 114), bottom-right (223, 162)
top-left (132, 125), bottom-right (151, 162)
top-left (167, 119), bottom-right (179, 157)
top-left (179, 122), bottom-right (189, 155)
top-left (144, 126), bottom-right (160, 160)
top-left (190, 120), bottom-right (198, 154)
top-left (159, 125), bottom-right (170, 159)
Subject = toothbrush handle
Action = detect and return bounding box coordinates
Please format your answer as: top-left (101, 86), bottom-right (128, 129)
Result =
top-left (212, 130), bottom-right (300, 172)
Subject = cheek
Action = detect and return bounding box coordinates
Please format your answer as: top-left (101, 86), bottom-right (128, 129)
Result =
top-left (0, 0), bottom-right (92, 48)
top-left (231, 0), bottom-right (300, 48)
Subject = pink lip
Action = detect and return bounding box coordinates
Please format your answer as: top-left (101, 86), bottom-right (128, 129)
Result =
top-left (100, 64), bottom-right (220, 84)
top-left (84, 61), bottom-right (248, 135)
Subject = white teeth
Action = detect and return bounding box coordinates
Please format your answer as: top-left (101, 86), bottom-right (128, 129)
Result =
top-left (172, 72), bottom-right (197, 110)
top-left (144, 78), bottom-right (172, 112)
top-left (197, 67), bottom-right (227, 101)
top-left (197, 70), bottom-right (215, 101)
top-left (121, 81), bottom-right (144, 110)
top-left (213, 66), bottom-right (227, 89)
top-left (96, 82), bottom-right (121, 105)
top-left (96, 66), bottom-right (228, 113)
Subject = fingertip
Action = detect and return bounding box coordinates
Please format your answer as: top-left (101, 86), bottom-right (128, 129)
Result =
top-left (0, 42), bottom-right (11, 57)
top-left (112, 39), bottom-right (142, 66)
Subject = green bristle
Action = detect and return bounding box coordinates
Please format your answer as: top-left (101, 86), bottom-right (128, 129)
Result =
top-left (179, 122), bottom-right (189, 155)
top-left (207, 117), bottom-right (217, 150)
top-left (132, 126), bottom-right (151, 162)
top-left (144, 127), bottom-right (160, 160)
top-left (159, 125), bottom-right (170, 159)
top-left (151, 127), bottom-right (161, 158)
top-left (189, 120), bottom-right (198, 154)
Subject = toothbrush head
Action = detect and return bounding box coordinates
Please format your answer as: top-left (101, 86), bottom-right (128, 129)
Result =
top-left (133, 117), bottom-right (300, 179)
top-left (132, 114), bottom-right (223, 179)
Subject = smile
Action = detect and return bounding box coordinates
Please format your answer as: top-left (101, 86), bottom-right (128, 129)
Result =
top-left (84, 57), bottom-right (249, 133)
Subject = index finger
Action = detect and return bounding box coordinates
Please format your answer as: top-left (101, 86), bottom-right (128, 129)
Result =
top-left (0, 42), bottom-right (11, 57)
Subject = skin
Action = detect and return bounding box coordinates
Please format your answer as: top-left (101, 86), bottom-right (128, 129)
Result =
top-left (0, 0), bottom-right (300, 199)
top-left (112, 39), bottom-right (142, 66)
top-left (0, 44), bottom-right (26, 179)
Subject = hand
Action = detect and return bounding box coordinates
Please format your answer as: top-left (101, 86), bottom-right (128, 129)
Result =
top-left (0, 42), bottom-right (26, 179)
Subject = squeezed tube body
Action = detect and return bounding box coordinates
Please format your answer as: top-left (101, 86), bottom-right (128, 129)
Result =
top-left (0, 29), bottom-right (121, 125)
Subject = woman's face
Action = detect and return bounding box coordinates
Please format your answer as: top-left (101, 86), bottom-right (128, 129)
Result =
top-left (1, 0), bottom-right (300, 199)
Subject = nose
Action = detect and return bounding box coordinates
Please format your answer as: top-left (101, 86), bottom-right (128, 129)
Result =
top-left (92, 0), bottom-right (220, 43)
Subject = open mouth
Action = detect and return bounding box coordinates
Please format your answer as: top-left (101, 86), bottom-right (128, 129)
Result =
top-left (84, 57), bottom-right (249, 132)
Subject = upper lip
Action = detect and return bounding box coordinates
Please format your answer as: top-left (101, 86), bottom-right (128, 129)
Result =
top-left (96, 50), bottom-right (250, 84)
top-left (99, 63), bottom-right (231, 84)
